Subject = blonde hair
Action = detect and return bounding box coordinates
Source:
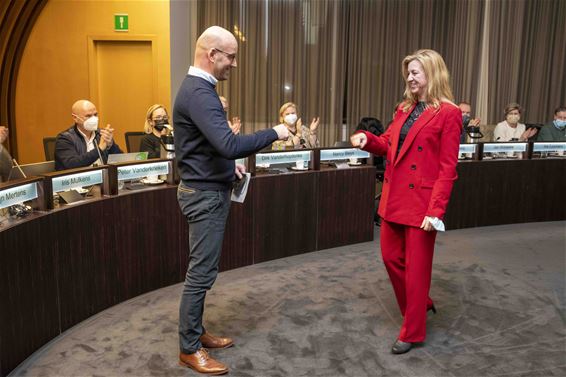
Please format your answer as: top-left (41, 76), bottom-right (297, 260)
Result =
top-left (504, 103), bottom-right (522, 115)
top-left (144, 104), bottom-right (168, 134)
top-left (279, 102), bottom-right (297, 123)
top-left (401, 49), bottom-right (454, 112)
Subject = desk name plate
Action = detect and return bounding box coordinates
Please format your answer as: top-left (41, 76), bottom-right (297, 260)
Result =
top-left (320, 148), bottom-right (370, 161)
top-left (533, 142), bottom-right (566, 152)
top-left (0, 182), bottom-right (38, 209)
top-left (483, 143), bottom-right (527, 153)
top-left (256, 151), bottom-right (311, 165)
top-left (117, 161), bottom-right (169, 181)
top-left (459, 144), bottom-right (477, 153)
top-left (52, 170), bottom-right (103, 193)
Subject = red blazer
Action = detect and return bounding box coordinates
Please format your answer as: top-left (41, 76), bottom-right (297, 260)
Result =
top-left (361, 102), bottom-right (462, 227)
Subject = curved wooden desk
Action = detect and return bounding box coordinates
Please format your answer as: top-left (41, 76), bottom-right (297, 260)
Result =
top-left (0, 166), bottom-right (376, 376)
top-left (2, 157), bottom-right (565, 376)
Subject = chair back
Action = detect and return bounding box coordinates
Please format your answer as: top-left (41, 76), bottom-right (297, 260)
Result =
top-left (43, 137), bottom-right (56, 161)
top-left (125, 131), bottom-right (146, 153)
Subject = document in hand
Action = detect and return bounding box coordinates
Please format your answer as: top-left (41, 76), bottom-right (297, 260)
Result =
top-left (231, 172), bottom-right (251, 203)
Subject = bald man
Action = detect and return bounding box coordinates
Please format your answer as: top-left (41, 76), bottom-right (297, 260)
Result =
top-left (174, 26), bottom-right (288, 374)
top-left (54, 100), bottom-right (122, 170)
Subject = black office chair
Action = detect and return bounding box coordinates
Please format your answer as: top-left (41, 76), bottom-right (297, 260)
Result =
top-left (43, 137), bottom-right (56, 161)
top-left (125, 131), bottom-right (146, 153)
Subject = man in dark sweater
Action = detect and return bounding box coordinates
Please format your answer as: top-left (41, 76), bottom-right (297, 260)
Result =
top-left (174, 26), bottom-right (288, 375)
top-left (54, 100), bottom-right (122, 170)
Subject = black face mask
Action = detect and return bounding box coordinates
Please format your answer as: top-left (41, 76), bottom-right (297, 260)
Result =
top-left (462, 114), bottom-right (471, 128)
top-left (154, 120), bottom-right (168, 132)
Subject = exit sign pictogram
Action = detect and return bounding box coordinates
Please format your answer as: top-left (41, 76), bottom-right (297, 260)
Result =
top-left (114, 14), bottom-right (129, 32)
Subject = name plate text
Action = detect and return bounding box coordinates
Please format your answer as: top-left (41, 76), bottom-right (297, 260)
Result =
top-left (52, 170), bottom-right (103, 193)
top-left (459, 144), bottom-right (477, 153)
top-left (483, 143), bottom-right (527, 153)
top-left (320, 148), bottom-right (370, 161)
top-left (0, 183), bottom-right (38, 209)
top-left (256, 151), bottom-right (311, 165)
top-left (533, 142), bottom-right (566, 152)
top-left (117, 161), bottom-right (169, 181)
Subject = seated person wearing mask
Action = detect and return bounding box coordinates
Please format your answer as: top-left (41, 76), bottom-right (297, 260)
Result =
top-left (494, 103), bottom-right (537, 142)
top-left (537, 106), bottom-right (566, 142)
top-left (458, 102), bottom-right (481, 142)
top-left (140, 104), bottom-right (171, 159)
top-left (0, 125), bottom-right (13, 182)
top-left (55, 100), bottom-right (122, 171)
top-left (272, 102), bottom-right (320, 149)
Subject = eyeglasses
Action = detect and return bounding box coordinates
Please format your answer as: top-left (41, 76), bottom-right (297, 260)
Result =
top-left (153, 116), bottom-right (169, 122)
top-left (213, 48), bottom-right (237, 62)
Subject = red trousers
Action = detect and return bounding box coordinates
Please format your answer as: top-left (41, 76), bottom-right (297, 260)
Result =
top-left (380, 219), bottom-right (437, 343)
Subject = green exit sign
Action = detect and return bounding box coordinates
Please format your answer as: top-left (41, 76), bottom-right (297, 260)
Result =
top-left (114, 14), bottom-right (128, 32)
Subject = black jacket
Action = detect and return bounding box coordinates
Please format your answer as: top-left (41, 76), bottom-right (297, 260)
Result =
top-left (140, 133), bottom-right (162, 159)
top-left (54, 125), bottom-right (123, 171)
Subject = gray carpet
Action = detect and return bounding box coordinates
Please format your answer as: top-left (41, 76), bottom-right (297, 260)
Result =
top-left (12, 222), bottom-right (566, 377)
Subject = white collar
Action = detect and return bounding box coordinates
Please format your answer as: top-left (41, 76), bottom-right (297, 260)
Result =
top-left (188, 66), bottom-right (218, 86)
top-left (77, 126), bottom-right (96, 143)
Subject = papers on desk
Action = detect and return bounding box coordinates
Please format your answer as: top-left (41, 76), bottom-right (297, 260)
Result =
top-left (231, 173), bottom-right (251, 203)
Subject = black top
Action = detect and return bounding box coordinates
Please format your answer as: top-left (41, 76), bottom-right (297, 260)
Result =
top-left (140, 133), bottom-right (161, 159)
top-left (54, 125), bottom-right (123, 171)
top-left (173, 75), bottom-right (278, 190)
top-left (397, 101), bottom-right (426, 154)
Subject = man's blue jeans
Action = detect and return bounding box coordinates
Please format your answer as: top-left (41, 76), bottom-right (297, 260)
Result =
top-left (177, 184), bottom-right (231, 354)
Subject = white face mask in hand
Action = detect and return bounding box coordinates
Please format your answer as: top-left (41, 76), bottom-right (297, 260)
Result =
top-left (284, 113), bottom-right (298, 125)
top-left (83, 116), bottom-right (99, 131)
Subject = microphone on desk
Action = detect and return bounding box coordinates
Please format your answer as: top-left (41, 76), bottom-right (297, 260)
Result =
top-left (94, 130), bottom-right (105, 166)
top-left (12, 159), bottom-right (27, 179)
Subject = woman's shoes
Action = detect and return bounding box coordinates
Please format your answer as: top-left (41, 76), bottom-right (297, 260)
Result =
top-left (391, 339), bottom-right (413, 354)
top-left (428, 304), bottom-right (437, 314)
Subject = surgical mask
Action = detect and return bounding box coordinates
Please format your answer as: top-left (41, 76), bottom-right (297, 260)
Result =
top-left (506, 114), bottom-right (520, 124)
top-left (83, 116), bottom-right (99, 131)
top-left (284, 113), bottom-right (297, 125)
top-left (554, 119), bottom-right (566, 130)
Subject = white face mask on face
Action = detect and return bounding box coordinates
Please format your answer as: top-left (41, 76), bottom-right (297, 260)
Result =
top-left (284, 113), bottom-right (298, 125)
top-left (506, 114), bottom-right (520, 124)
top-left (83, 116), bottom-right (99, 131)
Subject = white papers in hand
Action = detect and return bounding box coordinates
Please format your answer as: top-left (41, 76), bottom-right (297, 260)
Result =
top-left (231, 173), bottom-right (251, 203)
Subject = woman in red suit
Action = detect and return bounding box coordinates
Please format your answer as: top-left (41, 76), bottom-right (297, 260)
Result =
top-left (351, 49), bottom-right (461, 354)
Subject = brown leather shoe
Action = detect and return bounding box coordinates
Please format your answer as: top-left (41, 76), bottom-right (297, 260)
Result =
top-left (179, 348), bottom-right (228, 375)
top-left (200, 331), bottom-right (234, 349)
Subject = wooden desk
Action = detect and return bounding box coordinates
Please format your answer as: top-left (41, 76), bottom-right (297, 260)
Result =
top-left (0, 166), bottom-right (375, 376)
top-left (445, 159), bottom-right (566, 229)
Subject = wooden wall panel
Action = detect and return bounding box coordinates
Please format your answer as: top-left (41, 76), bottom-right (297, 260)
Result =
top-left (445, 159), bottom-right (566, 229)
top-left (317, 167), bottom-right (376, 250)
top-left (0, 213), bottom-right (59, 377)
top-left (0, 0), bottom-right (47, 158)
top-left (253, 172), bottom-right (318, 263)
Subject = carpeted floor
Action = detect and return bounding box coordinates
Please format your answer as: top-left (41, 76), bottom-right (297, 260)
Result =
top-left (12, 221), bottom-right (566, 377)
